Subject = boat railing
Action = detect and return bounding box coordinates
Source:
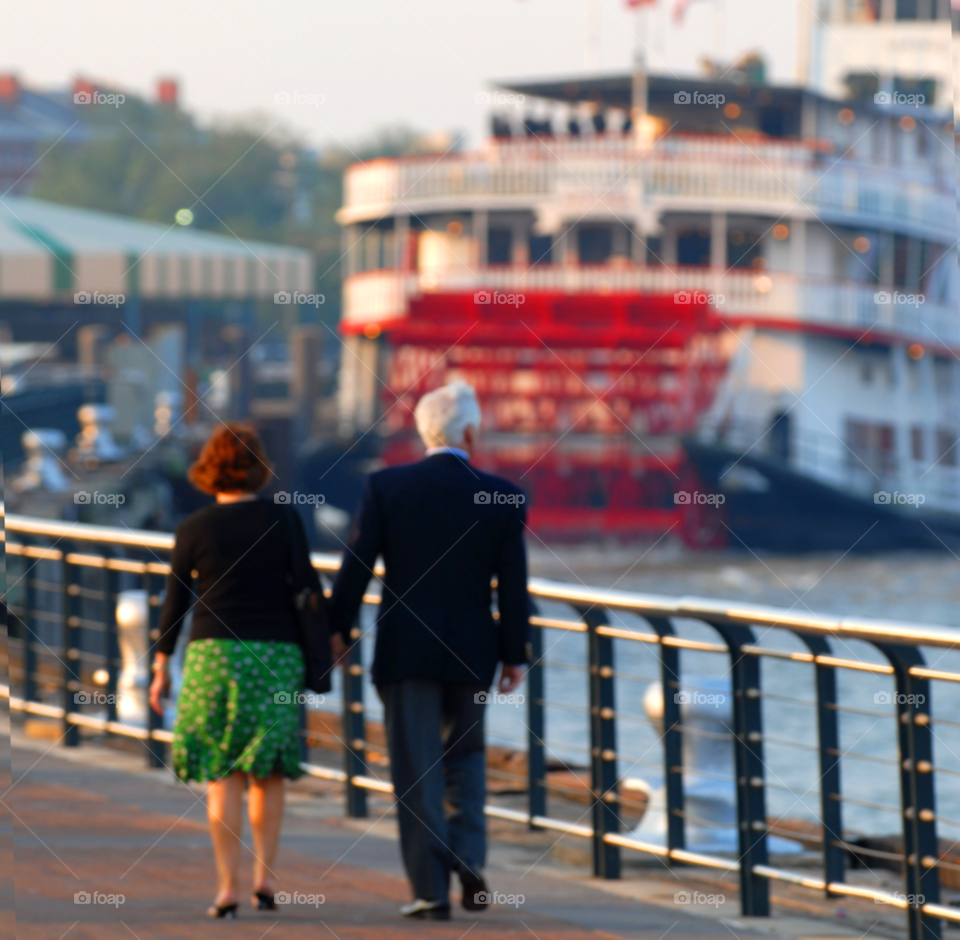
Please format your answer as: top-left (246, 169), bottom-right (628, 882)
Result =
top-left (5, 512), bottom-right (960, 939)
top-left (339, 140), bottom-right (954, 239)
top-left (341, 265), bottom-right (958, 347)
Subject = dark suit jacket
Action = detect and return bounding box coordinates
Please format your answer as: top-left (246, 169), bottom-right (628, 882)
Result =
top-left (329, 453), bottom-right (531, 687)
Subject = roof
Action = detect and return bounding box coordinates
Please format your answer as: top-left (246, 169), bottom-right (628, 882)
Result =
top-left (0, 89), bottom-right (88, 145)
top-left (494, 72), bottom-right (948, 123)
top-left (0, 197), bottom-right (312, 301)
top-left (498, 72), bottom-right (807, 107)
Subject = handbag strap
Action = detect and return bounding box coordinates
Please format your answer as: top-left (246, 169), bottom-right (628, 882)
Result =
top-left (277, 504), bottom-right (312, 605)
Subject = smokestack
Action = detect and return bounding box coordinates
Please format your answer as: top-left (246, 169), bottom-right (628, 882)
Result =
top-left (73, 77), bottom-right (96, 105)
top-left (156, 78), bottom-right (178, 107)
top-left (0, 74), bottom-right (20, 105)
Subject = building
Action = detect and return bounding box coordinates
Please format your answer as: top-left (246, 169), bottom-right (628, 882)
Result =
top-left (0, 74), bottom-right (86, 195)
top-left (0, 74), bottom-right (184, 195)
top-left (0, 196), bottom-right (313, 467)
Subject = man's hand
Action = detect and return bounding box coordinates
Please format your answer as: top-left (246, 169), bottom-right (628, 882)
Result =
top-left (498, 664), bottom-right (525, 693)
top-left (331, 632), bottom-right (349, 666)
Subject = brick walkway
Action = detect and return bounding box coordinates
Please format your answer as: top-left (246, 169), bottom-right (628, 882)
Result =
top-left (7, 737), bottom-right (742, 940)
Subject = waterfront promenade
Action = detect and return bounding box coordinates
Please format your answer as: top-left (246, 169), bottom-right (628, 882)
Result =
top-left (8, 731), bottom-right (752, 940)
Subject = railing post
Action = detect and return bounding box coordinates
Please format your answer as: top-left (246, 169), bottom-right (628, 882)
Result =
top-left (104, 562), bottom-right (120, 723)
top-left (711, 622), bottom-right (769, 917)
top-left (343, 623), bottom-right (367, 818)
top-left (61, 554), bottom-right (80, 747)
top-left (22, 538), bottom-right (37, 704)
top-left (798, 635), bottom-right (844, 891)
top-left (527, 613), bottom-right (546, 826)
top-left (878, 645), bottom-right (940, 940)
top-left (144, 566), bottom-right (164, 768)
top-left (647, 617), bottom-right (685, 854)
top-left (583, 607), bottom-right (620, 879)
top-left (298, 702), bottom-right (309, 763)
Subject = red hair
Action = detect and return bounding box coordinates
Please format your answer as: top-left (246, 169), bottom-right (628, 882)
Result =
top-left (188, 423), bottom-right (272, 495)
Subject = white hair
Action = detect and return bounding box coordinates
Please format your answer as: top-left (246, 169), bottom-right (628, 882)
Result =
top-left (414, 381), bottom-right (481, 450)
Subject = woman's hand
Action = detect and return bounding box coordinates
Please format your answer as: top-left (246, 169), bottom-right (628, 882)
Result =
top-left (149, 654), bottom-right (170, 715)
top-left (331, 633), bottom-right (349, 667)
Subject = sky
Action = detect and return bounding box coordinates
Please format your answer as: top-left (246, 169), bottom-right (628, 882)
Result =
top-left (3, 0), bottom-right (800, 151)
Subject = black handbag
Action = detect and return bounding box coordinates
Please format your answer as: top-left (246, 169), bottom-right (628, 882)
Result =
top-left (280, 505), bottom-right (334, 694)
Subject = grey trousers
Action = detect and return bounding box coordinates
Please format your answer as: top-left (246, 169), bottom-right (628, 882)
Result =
top-left (378, 680), bottom-right (487, 904)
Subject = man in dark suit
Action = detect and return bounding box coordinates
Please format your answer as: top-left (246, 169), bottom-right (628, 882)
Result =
top-left (329, 381), bottom-right (530, 921)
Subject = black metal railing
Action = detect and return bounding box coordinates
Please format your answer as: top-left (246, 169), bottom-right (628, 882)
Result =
top-left (5, 513), bottom-right (960, 940)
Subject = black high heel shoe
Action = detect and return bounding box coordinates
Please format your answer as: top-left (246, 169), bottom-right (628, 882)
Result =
top-left (207, 901), bottom-right (238, 919)
top-left (252, 891), bottom-right (276, 911)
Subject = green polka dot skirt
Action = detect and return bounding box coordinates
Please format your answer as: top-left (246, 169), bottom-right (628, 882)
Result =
top-left (172, 639), bottom-right (305, 783)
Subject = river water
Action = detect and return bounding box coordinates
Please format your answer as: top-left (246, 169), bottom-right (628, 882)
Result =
top-left (329, 546), bottom-right (960, 841)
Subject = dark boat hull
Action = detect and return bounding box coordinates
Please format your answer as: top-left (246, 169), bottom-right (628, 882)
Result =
top-left (683, 439), bottom-right (960, 553)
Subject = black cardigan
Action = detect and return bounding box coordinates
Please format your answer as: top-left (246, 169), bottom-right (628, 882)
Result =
top-left (156, 500), bottom-right (321, 656)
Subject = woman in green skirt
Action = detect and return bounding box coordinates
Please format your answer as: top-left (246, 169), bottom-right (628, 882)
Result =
top-left (149, 423), bottom-right (330, 918)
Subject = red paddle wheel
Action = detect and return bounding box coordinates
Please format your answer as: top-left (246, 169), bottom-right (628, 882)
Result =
top-left (343, 288), bottom-right (730, 543)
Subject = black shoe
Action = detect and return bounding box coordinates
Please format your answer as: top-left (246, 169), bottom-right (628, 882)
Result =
top-left (252, 891), bottom-right (276, 911)
top-left (207, 902), bottom-right (238, 919)
top-left (459, 869), bottom-right (490, 912)
top-left (400, 899), bottom-right (452, 920)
